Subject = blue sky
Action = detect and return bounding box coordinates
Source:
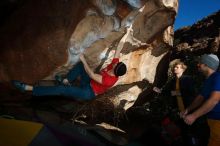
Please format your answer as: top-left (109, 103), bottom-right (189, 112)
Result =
top-left (174, 0), bottom-right (220, 30)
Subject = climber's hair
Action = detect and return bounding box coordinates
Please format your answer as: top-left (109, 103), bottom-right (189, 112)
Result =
top-left (173, 61), bottom-right (187, 71)
top-left (114, 62), bottom-right (127, 76)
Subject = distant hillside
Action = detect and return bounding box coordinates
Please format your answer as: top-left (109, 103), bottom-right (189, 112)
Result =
top-left (173, 10), bottom-right (220, 57)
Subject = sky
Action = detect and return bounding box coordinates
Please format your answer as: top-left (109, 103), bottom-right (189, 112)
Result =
top-left (174, 0), bottom-right (220, 30)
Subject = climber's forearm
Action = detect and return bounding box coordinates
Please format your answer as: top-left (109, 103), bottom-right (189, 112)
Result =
top-left (115, 25), bottom-right (132, 58)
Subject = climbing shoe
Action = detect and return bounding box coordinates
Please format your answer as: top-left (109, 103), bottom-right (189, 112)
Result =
top-left (55, 74), bottom-right (63, 85)
top-left (11, 80), bottom-right (26, 92)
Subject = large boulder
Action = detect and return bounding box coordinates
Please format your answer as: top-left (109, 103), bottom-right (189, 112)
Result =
top-left (0, 0), bottom-right (178, 120)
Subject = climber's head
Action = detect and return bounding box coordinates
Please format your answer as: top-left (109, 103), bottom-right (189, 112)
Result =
top-left (114, 62), bottom-right (127, 76)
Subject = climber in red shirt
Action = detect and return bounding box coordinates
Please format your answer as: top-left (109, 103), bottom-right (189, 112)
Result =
top-left (12, 26), bottom-right (133, 100)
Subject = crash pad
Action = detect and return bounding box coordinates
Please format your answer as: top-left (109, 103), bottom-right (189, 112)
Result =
top-left (0, 118), bottom-right (43, 146)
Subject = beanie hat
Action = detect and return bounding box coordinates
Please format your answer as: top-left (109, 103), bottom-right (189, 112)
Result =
top-left (200, 54), bottom-right (219, 71)
top-left (114, 62), bottom-right (127, 76)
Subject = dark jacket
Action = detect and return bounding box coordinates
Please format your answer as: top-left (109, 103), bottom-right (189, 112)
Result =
top-left (163, 75), bottom-right (196, 108)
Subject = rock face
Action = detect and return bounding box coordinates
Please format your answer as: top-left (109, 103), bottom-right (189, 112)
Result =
top-left (0, 0), bottom-right (178, 110)
top-left (0, 0), bottom-right (90, 83)
top-left (173, 10), bottom-right (220, 58)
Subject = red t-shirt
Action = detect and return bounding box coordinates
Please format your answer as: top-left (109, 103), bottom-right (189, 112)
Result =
top-left (91, 58), bottom-right (119, 95)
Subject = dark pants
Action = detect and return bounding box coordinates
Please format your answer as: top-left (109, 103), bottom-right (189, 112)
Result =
top-left (33, 62), bottom-right (95, 100)
top-left (177, 117), bottom-right (210, 146)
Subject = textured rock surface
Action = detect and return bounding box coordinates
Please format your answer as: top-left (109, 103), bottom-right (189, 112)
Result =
top-left (0, 0), bottom-right (178, 81)
top-left (0, 0), bottom-right (178, 111)
top-left (173, 10), bottom-right (220, 58)
top-left (0, 0), bottom-right (90, 83)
